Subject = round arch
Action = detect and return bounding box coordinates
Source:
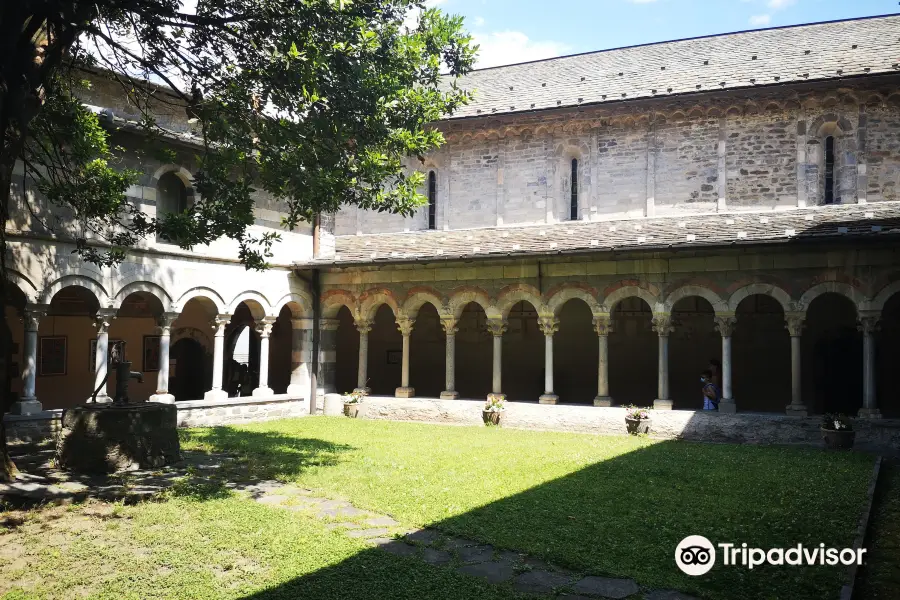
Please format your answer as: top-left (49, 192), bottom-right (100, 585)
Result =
top-left (665, 285), bottom-right (728, 313)
top-left (798, 282), bottom-right (865, 314)
top-left (602, 285), bottom-right (660, 313)
top-left (359, 288), bottom-right (400, 321)
top-left (727, 283), bottom-right (793, 314)
top-left (447, 287), bottom-right (493, 320)
top-left (402, 288), bottom-right (447, 320)
top-left (40, 274), bottom-right (110, 307)
top-left (865, 280), bottom-right (900, 313)
top-left (497, 285), bottom-right (544, 319)
top-left (227, 291), bottom-right (273, 320)
top-left (546, 286), bottom-right (601, 317)
top-left (174, 287), bottom-right (227, 314)
top-left (114, 281), bottom-right (173, 312)
top-left (6, 270), bottom-right (40, 304)
top-left (272, 291), bottom-right (313, 319)
top-left (321, 290), bottom-right (358, 320)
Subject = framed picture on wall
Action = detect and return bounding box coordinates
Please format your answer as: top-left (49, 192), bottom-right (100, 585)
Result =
top-left (143, 336), bottom-right (161, 372)
top-left (386, 349), bottom-right (402, 365)
top-left (39, 336), bottom-right (67, 376)
top-left (89, 339), bottom-right (125, 372)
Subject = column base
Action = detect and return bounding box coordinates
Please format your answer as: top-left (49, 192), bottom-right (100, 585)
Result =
top-left (593, 396), bottom-right (613, 407)
top-left (858, 407), bottom-right (882, 419)
top-left (539, 394), bottom-right (559, 405)
top-left (395, 387), bottom-right (415, 398)
top-left (353, 387), bottom-right (371, 395)
top-left (785, 404), bottom-right (808, 417)
top-left (149, 393), bottom-right (176, 404)
top-left (653, 399), bottom-right (673, 410)
top-left (718, 399), bottom-right (737, 414)
top-left (204, 389), bottom-right (228, 401)
top-left (9, 399), bottom-right (42, 415)
top-left (286, 384), bottom-right (306, 398)
top-left (90, 394), bottom-right (113, 404)
top-left (440, 390), bottom-right (460, 400)
top-left (252, 386), bottom-right (274, 397)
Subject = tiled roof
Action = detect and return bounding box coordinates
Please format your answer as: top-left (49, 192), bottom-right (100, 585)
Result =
top-left (301, 202), bottom-right (900, 266)
top-left (441, 15), bottom-right (900, 120)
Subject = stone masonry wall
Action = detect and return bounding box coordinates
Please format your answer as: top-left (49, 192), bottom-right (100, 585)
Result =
top-left (334, 81), bottom-right (900, 235)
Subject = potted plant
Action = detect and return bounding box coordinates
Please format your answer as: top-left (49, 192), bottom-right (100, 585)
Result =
top-left (821, 413), bottom-right (855, 450)
top-left (343, 390), bottom-right (366, 418)
top-left (483, 394), bottom-right (506, 425)
top-left (624, 405), bottom-right (652, 435)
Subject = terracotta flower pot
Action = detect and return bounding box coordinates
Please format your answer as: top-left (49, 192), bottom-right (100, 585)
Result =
top-left (821, 427), bottom-right (855, 450)
top-left (344, 403), bottom-right (360, 418)
top-left (625, 417), bottom-right (651, 435)
top-left (482, 410), bottom-right (501, 425)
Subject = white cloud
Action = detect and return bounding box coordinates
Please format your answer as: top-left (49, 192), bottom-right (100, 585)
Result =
top-left (473, 16), bottom-right (485, 27)
top-left (472, 31), bottom-right (572, 69)
top-left (749, 14), bottom-right (771, 26)
top-left (767, 0), bottom-right (796, 8)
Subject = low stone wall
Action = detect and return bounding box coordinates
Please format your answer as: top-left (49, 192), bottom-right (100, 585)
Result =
top-left (358, 397), bottom-right (900, 452)
top-left (4, 395), bottom-right (308, 443)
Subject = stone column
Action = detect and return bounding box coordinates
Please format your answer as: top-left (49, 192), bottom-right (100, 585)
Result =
top-left (10, 305), bottom-right (48, 415)
top-left (91, 308), bottom-right (117, 403)
top-left (651, 313), bottom-right (674, 410)
top-left (287, 318), bottom-right (313, 398)
top-left (354, 318), bottom-right (372, 393)
top-left (253, 318), bottom-right (277, 396)
top-left (440, 317), bottom-right (459, 399)
top-left (395, 317), bottom-right (415, 398)
top-left (714, 314), bottom-right (738, 413)
top-left (317, 318), bottom-right (340, 413)
top-left (538, 316), bottom-right (559, 404)
top-left (593, 314), bottom-right (613, 407)
top-left (858, 312), bottom-right (881, 418)
top-left (785, 313), bottom-right (807, 416)
top-left (204, 314), bottom-right (231, 401)
top-left (150, 312), bottom-right (180, 404)
top-left (486, 319), bottom-right (507, 397)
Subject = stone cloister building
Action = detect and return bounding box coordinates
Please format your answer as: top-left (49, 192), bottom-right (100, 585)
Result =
top-left (4, 15), bottom-right (900, 433)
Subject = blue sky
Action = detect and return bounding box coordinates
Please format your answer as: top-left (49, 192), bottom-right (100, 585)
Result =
top-left (430, 0), bottom-right (898, 68)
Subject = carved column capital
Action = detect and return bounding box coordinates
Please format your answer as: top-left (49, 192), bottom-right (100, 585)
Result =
top-left (93, 308), bottom-right (117, 333)
top-left (486, 319), bottom-right (508, 337)
top-left (784, 312), bottom-right (806, 337)
top-left (354, 318), bottom-right (373, 335)
top-left (255, 317), bottom-right (277, 338)
top-left (858, 312), bottom-right (881, 335)
top-left (651, 313), bottom-right (674, 337)
top-left (538, 317), bottom-right (559, 336)
top-left (396, 318), bottom-right (415, 337)
top-left (23, 305), bottom-right (48, 332)
top-left (210, 314), bottom-right (231, 334)
top-left (714, 314), bottom-right (737, 337)
top-left (440, 317), bottom-right (459, 336)
top-left (592, 314), bottom-right (613, 337)
top-left (157, 312), bottom-right (180, 335)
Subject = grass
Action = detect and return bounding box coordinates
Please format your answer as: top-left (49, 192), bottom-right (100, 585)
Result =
top-left (0, 494), bottom-right (521, 600)
top-left (857, 459), bottom-right (900, 599)
top-left (177, 417), bottom-right (876, 600)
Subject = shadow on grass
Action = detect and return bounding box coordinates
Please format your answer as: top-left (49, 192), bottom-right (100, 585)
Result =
top-left (231, 432), bottom-right (873, 600)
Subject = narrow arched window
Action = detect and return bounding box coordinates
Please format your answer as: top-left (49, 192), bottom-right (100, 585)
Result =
top-left (570, 158), bottom-right (578, 221)
top-left (824, 136), bottom-right (835, 205)
top-left (427, 171), bottom-right (437, 230)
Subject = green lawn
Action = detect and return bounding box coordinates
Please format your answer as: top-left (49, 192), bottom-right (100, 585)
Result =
top-left (857, 459), bottom-right (900, 599)
top-left (177, 417), bottom-right (876, 600)
top-left (0, 493), bottom-right (520, 600)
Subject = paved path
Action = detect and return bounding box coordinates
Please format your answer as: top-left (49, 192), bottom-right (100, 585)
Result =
top-left (2, 446), bottom-right (697, 599)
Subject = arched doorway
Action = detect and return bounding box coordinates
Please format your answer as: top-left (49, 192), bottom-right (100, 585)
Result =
top-left (225, 302), bottom-right (262, 397)
top-left (170, 338), bottom-right (208, 400)
top-left (803, 293), bottom-right (862, 414)
top-left (608, 297), bottom-right (656, 406)
top-left (502, 301), bottom-right (543, 402)
top-left (368, 304), bottom-right (401, 395)
top-left (669, 296), bottom-right (719, 409)
top-left (455, 302), bottom-right (491, 399)
top-left (44, 286), bottom-right (101, 408)
top-left (1, 284), bottom-right (27, 407)
top-left (733, 295), bottom-right (790, 412)
top-left (876, 293), bottom-right (900, 418)
top-left (111, 291), bottom-right (164, 401)
top-left (334, 306), bottom-right (359, 395)
top-left (267, 306), bottom-right (293, 394)
top-left (554, 300), bottom-right (597, 404)
top-left (409, 303), bottom-right (444, 398)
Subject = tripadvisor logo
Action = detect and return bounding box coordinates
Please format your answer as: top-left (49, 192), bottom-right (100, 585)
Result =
top-left (675, 536), bottom-right (867, 576)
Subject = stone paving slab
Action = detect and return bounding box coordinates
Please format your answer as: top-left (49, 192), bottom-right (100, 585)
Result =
top-left (457, 561), bottom-right (516, 584)
top-left (421, 547), bottom-right (452, 566)
top-left (645, 590), bottom-right (701, 600)
top-left (457, 544), bottom-right (495, 564)
top-left (345, 527), bottom-right (391, 539)
top-left (377, 540), bottom-right (419, 557)
top-left (512, 570), bottom-right (575, 594)
top-left (405, 528), bottom-right (442, 545)
top-left (571, 576), bottom-right (640, 599)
